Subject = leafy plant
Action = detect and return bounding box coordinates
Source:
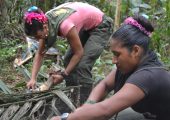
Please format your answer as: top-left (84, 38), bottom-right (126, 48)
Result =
top-left (0, 0), bottom-right (170, 91)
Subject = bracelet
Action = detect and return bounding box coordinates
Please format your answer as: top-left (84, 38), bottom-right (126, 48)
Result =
top-left (60, 71), bottom-right (69, 78)
top-left (60, 113), bottom-right (69, 120)
top-left (84, 99), bottom-right (96, 104)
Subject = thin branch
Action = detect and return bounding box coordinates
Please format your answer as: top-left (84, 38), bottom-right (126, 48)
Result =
top-left (114, 0), bottom-right (122, 31)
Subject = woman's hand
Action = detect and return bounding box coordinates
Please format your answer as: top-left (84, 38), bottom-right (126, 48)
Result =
top-left (27, 79), bottom-right (36, 89)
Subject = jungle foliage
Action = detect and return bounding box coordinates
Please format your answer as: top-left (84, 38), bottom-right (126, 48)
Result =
top-left (0, 0), bottom-right (170, 91)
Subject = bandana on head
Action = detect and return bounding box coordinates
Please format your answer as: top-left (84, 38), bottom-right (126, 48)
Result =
top-left (124, 17), bottom-right (151, 36)
top-left (24, 6), bottom-right (47, 25)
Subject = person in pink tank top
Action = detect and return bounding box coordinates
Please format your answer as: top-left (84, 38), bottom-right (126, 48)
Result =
top-left (24, 2), bottom-right (113, 105)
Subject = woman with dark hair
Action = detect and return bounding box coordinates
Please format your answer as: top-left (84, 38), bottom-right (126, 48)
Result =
top-left (24, 2), bottom-right (113, 104)
top-left (51, 15), bottom-right (170, 120)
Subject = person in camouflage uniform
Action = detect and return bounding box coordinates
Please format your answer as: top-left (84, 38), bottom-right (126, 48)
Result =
top-left (24, 2), bottom-right (113, 105)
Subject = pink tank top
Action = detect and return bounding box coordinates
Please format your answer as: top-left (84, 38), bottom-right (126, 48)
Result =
top-left (59, 2), bottom-right (104, 37)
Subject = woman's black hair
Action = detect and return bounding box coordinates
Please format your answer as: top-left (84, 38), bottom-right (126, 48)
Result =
top-left (24, 9), bottom-right (44, 36)
top-left (111, 14), bottom-right (154, 55)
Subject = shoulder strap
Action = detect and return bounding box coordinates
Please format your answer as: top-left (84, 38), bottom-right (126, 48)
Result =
top-left (45, 7), bottom-right (76, 48)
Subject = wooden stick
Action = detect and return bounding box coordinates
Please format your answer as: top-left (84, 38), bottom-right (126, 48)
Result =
top-left (114, 0), bottom-right (122, 31)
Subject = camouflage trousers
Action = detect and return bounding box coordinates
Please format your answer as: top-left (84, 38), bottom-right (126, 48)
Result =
top-left (64, 15), bottom-right (113, 106)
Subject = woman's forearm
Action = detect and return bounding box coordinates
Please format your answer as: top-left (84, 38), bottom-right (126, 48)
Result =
top-left (65, 50), bottom-right (83, 74)
top-left (87, 81), bottom-right (108, 102)
top-left (87, 69), bottom-right (116, 102)
top-left (68, 103), bottom-right (110, 120)
top-left (31, 52), bottom-right (44, 80)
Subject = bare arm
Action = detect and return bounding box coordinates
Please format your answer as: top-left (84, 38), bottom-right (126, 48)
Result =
top-left (87, 68), bottom-right (117, 102)
top-left (65, 27), bottom-right (84, 74)
top-left (37, 27), bottom-right (83, 85)
top-left (27, 39), bottom-right (46, 89)
top-left (66, 83), bottom-right (145, 120)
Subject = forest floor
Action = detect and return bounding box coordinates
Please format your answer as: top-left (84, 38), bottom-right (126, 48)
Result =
top-left (0, 61), bottom-right (26, 93)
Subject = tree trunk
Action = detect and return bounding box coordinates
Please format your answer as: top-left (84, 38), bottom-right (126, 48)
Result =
top-left (0, 0), bottom-right (8, 22)
top-left (114, 0), bottom-right (122, 31)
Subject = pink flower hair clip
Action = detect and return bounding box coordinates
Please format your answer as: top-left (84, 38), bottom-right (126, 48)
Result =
top-left (124, 17), bottom-right (151, 36)
top-left (24, 12), bottom-right (48, 25)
